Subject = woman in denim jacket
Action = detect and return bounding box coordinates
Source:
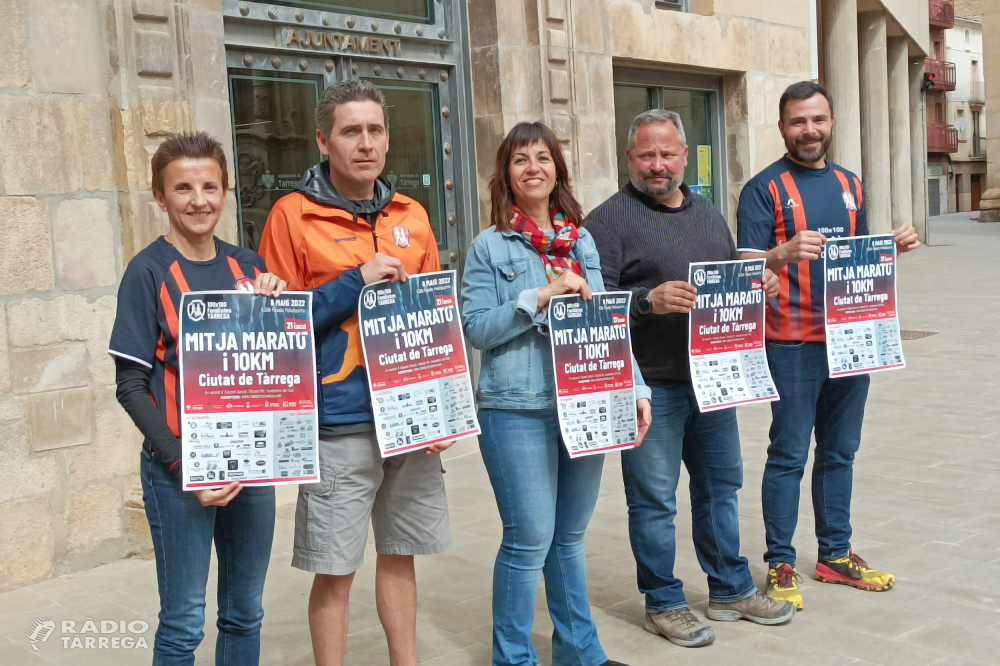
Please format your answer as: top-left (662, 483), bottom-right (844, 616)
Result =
top-left (462, 122), bottom-right (652, 666)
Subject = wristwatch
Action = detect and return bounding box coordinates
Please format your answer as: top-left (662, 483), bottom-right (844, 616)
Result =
top-left (636, 293), bottom-right (652, 315)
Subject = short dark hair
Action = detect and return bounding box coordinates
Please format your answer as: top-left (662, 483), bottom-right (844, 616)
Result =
top-left (779, 81), bottom-right (834, 121)
top-left (151, 132), bottom-right (228, 193)
top-left (315, 79), bottom-right (388, 135)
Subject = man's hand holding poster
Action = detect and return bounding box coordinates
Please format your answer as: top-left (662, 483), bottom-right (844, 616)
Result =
top-left (358, 270), bottom-right (480, 457)
top-left (548, 291), bottom-right (638, 458)
top-left (688, 259), bottom-right (778, 412)
top-left (178, 291), bottom-right (319, 491)
top-left (823, 234), bottom-right (905, 377)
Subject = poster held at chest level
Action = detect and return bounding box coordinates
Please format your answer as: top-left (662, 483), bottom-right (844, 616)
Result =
top-left (549, 292), bottom-right (638, 458)
top-left (823, 234), bottom-right (905, 377)
top-left (688, 259), bottom-right (778, 412)
top-left (178, 291), bottom-right (319, 491)
top-left (358, 270), bottom-right (480, 458)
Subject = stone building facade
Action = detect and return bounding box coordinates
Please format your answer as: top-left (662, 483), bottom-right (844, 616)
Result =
top-left (0, 0), bottom-right (233, 591)
top-left (944, 13), bottom-right (987, 213)
top-left (0, 0), bottom-right (929, 592)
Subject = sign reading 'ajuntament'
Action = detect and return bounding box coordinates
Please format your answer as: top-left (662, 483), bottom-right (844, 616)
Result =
top-left (283, 28), bottom-right (402, 57)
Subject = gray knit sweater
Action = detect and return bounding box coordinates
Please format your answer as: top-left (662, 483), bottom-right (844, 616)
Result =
top-left (585, 183), bottom-right (737, 383)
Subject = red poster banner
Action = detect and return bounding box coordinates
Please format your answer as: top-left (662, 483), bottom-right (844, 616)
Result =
top-left (178, 291), bottom-right (319, 490)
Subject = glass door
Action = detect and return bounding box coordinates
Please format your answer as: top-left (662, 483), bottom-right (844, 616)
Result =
top-left (612, 69), bottom-right (726, 216)
top-left (363, 80), bottom-right (448, 251)
top-left (227, 54), bottom-right (464, 271)
top-left (660, 88), bottom-right (714, 202)
top-left (229, 71), bottom-right (323, 251)
top-left (351, 58), bottom-right (461, 270)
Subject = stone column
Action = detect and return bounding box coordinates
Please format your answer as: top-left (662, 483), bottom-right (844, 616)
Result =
top-left (909, 58), bottom-right (928, 242)
top-left (977, 0), bottom-right (1000, 221)
top-left (858, 11), bottom-right (892, 234)
top-left (887, 37), bottom-right (913, 230)
top-left (822, 0), bottom-right (863, 174)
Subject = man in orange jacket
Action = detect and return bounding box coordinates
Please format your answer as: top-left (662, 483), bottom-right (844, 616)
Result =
top-left (259, 79), bottom-right (452, 666)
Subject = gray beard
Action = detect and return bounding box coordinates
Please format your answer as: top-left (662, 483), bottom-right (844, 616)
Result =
top-left (630, 171), bottom-right (682, 200)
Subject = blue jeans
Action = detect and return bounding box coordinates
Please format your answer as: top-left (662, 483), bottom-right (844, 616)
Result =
top-left (763, 341), bottom-right (870, 565)
top-left (621, 382), bottom-right (756, 611)
top-left (141, 449), bottom-right (275, 666)
top-left (478, 408), bottom-right (607, 666)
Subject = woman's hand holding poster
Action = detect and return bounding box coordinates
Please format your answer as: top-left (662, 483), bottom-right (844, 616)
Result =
top-left (548, 291), bottom-right (638, 457)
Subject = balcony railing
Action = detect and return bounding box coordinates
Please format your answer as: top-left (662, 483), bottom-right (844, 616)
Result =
top-left (929, 0), bottom-right (955, 29)
top-left (925, 58), bottom-right (957, 92)
top-left (928, 123), bottom-right (959, 153)
top-left (972, 137), bottom-right (987, 158)
top-left (970, 81), bottom-right (986, 104)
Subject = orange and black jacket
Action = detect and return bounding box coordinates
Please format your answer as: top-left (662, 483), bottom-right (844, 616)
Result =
top-left (259, 162), bottom-right (440, 428)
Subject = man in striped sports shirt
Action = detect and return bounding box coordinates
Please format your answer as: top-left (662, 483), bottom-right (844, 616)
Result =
top-left (737, 81), bottom-right (921, 610)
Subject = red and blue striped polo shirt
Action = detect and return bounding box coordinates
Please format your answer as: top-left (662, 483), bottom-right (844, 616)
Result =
top-left (736, 156), bottom-right (867, 342)
top-left (108, 237), bottom-right (265, 438)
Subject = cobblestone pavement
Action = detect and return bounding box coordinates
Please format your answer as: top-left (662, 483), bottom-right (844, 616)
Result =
top-left (1, 212), bottom-right (999, 665)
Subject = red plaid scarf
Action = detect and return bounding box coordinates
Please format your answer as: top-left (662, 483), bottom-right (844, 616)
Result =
top-left (511, 205), bottom-right (582, 283)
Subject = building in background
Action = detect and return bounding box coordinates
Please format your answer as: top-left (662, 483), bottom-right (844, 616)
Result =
top-left (926, 0), bottom-right (958, 215)
top-left (946, 5), bottom-right (986, 213)
top-left (0, 0), bottom-right (930, 592)
top-left (924, 0), bottom-right (987, 216)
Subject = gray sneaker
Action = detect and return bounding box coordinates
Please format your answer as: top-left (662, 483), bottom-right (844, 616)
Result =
top-left (706, 590), bottom-right (796, 625)
top-left (643, 607), bottom-right (716, 647)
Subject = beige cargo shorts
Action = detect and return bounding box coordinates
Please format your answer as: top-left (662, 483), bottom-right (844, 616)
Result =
top-left (291, 431), bottom-right (453, 575)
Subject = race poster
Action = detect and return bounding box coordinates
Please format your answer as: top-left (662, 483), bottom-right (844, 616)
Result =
top-left (823, 234), bottom-right (905, 377)
top-left (358, 270), bottom-right (480, 457)
top-left (548, 292), bottom-right (638, 458)
top-left (688, 259), bottom-right (778, 412)
top-left (178, 291), bottom-right (319, 491)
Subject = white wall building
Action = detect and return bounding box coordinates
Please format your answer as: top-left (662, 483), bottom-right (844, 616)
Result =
top-left (945, 15), bottom-right (987, 211)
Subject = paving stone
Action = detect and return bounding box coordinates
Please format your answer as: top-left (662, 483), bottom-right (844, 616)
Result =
top-left (26, 388), bottom-right (92, 452)
top-left (0, 0), bottom-right (30, 89)
top-left (28, 0), bottom-right (108, 94)
top-left (8, 344), bottom-right (89, 395)
top-left (0, 197), bottom-right (52, 295)
top-left (0, 498), bottom-right (53, 591)
top-left (52, 198), bottom-right (117, 290)
top-left (0, 308), bottom-right (7, 395)
top-left (64, 484), bottom-right (123, 555)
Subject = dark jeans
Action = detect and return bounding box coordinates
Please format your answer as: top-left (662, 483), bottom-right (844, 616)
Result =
top-left (763, 341), bottom-right (870, 565)
top-left (478, 408), bottom-right (607, 666)
top-left (621, 382), bottom-right (756, 611)
top-left (141, 449), bottom-right (275, 666)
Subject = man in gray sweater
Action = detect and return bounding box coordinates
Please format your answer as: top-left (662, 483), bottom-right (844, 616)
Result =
top-left (586, 109), bottom-right (793, 649)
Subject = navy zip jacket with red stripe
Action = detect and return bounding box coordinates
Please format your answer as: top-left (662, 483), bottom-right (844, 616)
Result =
top-left (109, 236), bottom-right (266, 471)
top-left (737, 156), bottom-right (867, 342)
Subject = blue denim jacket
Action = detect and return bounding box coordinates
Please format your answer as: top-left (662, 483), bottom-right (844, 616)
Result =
top-left (461, 225), bottom-right (651, 409)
